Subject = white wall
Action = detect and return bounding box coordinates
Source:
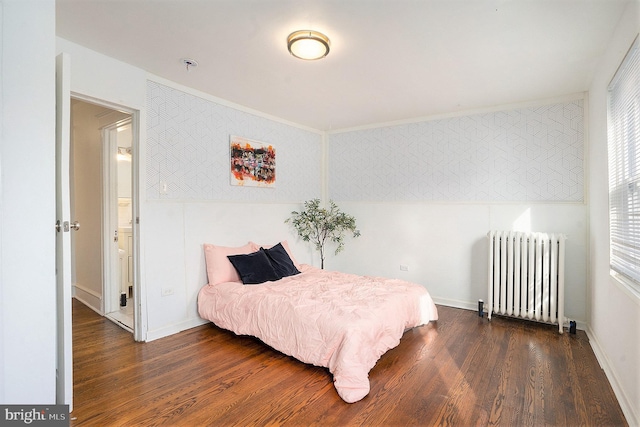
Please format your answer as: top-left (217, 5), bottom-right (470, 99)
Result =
top-left (143, 80), bottom-right (323, 339)
top-left (588, 1), bottom-right (640, 424)
top-left (327, 99), bottom-right (588, 324)
top-left (56, 39), bottom-right (147, 111)
top-left (1, 1), bottom-right (4, 401)
top-left (0, 0), bottom-right (57, 403)
top-left (328, 203), bottom-right (587, 317)
top-left (144, 201), bottom-right (318, 340)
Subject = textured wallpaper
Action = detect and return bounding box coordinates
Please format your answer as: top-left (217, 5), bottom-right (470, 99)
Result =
top-left (328, 100), bottom-right (584, 202)
top-left (146, 81), bottom-right (322, 201)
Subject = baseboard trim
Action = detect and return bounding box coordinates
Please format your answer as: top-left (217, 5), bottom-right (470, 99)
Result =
top-left (586, 326), bottom-right (639, 427)
top-left (432, 297), bottom-right (587, 331)
top-left (73, 284), bottom-right (103, 315)
top-left (145, 317), bottom-right (210, 342)
top-left (432, 297), bottom-right (477, 311)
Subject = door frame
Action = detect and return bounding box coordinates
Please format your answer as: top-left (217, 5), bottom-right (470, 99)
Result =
top-left (69, 93), bottom-right (144, 342)
top-left (102, 118), bottom-right (132, 319)
top-left (55, 52), bottom-right (73, 408)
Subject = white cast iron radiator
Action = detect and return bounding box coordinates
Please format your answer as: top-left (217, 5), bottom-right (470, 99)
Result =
top-left (487, 231), bottom-right (567, 333)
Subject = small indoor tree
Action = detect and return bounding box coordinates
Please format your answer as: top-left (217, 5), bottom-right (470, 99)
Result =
top-left (286, 199), bottom-right (360, 269)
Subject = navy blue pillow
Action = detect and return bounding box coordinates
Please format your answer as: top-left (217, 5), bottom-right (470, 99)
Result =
top-left (227, 250), bottom-right (280, 285)
top-left (262, 243), bottom-right (300, 278)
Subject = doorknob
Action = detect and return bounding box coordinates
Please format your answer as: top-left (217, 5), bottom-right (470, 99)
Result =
top-left (55, 220), bottom-right (79, 232)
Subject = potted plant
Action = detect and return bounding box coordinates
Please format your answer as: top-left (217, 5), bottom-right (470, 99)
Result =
top-left (286, 199), bottom-right (360, 269)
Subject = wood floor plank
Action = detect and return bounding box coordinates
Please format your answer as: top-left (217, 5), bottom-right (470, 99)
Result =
top-left (70, 299), bottom-right (628, 426)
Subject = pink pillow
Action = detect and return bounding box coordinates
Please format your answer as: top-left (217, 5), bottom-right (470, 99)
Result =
top-left (204, 242), bottom-right (259, 285)
top-left (251, 240), bottom-right (301, 270)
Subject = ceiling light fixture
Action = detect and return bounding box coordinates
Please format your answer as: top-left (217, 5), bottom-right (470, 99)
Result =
top-left (287, 30), bottom-right (330, 60)
top-left (117, 147), bottom-right (132, 161)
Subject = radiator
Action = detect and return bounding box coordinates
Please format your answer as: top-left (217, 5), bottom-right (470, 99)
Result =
top-left (487, 231), bottom-right (567, 333)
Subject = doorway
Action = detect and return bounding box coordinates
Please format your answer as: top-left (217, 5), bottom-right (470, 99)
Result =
top-left (70, 98), bottom-right (136, 332)
top-left (104, 119), bottom-right (134, 329)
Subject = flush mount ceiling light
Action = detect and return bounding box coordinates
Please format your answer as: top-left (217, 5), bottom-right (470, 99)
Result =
top-left (117, 147), bottom-right (132, 162)
top-left (287, 30), bottom-right (330, 60)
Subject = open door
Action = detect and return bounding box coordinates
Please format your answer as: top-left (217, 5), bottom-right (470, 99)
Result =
top-left (55, 53), bottom-right (74, 409)
top-left (103, 118), bottom-right (135, 330)
top-left (69, 97), bottom-right (144, 343)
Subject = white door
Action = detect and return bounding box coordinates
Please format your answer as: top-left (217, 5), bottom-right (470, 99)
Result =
top-left (103, 120), bottom-right (132, 321)
top-left (103, 123), bottom-right (120, 316)
top-left (55, 52), bottom-right (74, 409)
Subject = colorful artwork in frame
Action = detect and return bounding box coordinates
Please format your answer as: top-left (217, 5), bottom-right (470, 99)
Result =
top-left (230, 136), bottom-right (276, 188)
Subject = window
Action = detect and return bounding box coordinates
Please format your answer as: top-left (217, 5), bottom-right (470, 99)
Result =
top-left (608, 36), bottom-right (640, 298)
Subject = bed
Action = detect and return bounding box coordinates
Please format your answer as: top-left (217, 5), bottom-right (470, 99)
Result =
top-left (197, 241), bottom-right (438, 403)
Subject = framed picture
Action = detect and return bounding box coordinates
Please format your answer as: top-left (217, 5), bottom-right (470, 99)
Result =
top-left (230, 135), bottom-right (276, 188)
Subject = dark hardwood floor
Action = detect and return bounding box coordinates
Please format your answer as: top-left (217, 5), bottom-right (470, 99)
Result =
top-left (70, 298), bottom-right (627, 426)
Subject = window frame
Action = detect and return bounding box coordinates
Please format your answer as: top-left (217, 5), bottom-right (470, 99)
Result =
top-left (608, 34), bottom-right (640, 302)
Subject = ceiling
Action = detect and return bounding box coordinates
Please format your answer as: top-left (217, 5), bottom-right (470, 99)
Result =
top-left (56, 0), bottom-right (631, 131)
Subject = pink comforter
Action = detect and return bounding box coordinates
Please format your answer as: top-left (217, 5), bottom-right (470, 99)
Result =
top-left (197, 265), bottom-right (438, 403)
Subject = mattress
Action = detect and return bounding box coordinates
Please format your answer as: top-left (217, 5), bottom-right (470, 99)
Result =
top-left (197, 264), bottom-right (438, 403)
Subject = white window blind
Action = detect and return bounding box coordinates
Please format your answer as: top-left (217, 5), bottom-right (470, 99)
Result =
top-left (608, 36), bottom-right (640, 295)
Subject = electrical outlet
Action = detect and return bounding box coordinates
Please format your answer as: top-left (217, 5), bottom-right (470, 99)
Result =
top-left (161, 287), bottom-right (174, 297)
top-left (400, 265), bottom-right (409, 271)
top-left (159, 180), bottom-right (168, 195)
